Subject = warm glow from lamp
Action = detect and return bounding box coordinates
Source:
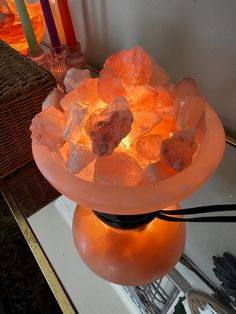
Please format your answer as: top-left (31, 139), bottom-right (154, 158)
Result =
top-left (31, 46), bottom-right (225, 285)
top-left (73, 205), bottom-right (186, 285)
top-left (0, 0), bottom-right (44, 55)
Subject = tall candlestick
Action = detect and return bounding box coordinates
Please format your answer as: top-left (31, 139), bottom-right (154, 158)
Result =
top-left (40, 0), bottom-right (61, 48)
top-left (57, 0), bottom-right (77, 48)
top-left (49, 0), bottom-right (66, 45)
top-left (14, 0), bottom-right (41, 56)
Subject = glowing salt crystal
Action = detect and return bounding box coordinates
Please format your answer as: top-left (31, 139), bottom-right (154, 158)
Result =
top-left (66, 143), bottom-right (96, 174)
top-left (98, 68), bottom-right (126, 104)
top-left (136, 134), bottom-right (163, 161)
top-left (141, 161), bottom-right (176, 184)
top-left (30, 107), bottom-right (65, 151)
top-left (42, 88), bottom-right (64, 111)
top-left (84, 97), bottom-right (133, 155)
top-left (109, 95), bottom-right (129, 111)
top-left (150, 107), bottom-right (176, 138)
top-left (64, 102), bottom-right (88, 143)
top-left (59, 142), bottom-right (70, 161)
top-left (160, 129), bottom-right (197, 171)
top-left (94, 152), bottom-right (143, 186)
top-left (173, 78), bottom-right (200, 98)
top-left (64, 68), bottom-right (91, 93)
top-left (78, 159), bottom-right (96, 182)
top-left (60, 78), bottom-right (98, 111)
top-left (127, 85), bottom-right (159, 112)
top-left (150, 59), bottom-right (170, 87)
top-left (150, 120), bottom-right (171, 139)
top-left (104, 46), bottom-right (152, 91)
top-left (174, 96), bottom-right (205, 130)
top-left (155, 86), bottom-right (172, 107)
top-left (128, 111), bottom-right (161, 143)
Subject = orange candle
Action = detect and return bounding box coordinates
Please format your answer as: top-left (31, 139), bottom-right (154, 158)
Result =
top-left (57, 0), bottom-right (77, 47)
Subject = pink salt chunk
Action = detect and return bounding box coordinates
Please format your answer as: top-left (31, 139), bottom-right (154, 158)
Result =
top-left (98, 68), bottom-right (126, 104)
top-left (149, 58), bottom-right (170, 87)
top-left (135, 134), bottom-right (163, 161)
top-left (64, 68), bottom-right (91, 93)
top-left (30, 107), bottom-right (65, 151)
top-left (160, 129), bottom-right (198, 171)
top-left (129, 111), bottom-right (161, 143)
top-left (94, 152), bottom-right (143, 186)
top-left (127, 84), bottom-right (171, 112)
top-left (174, 96), bottom-right (205, 130)
top-left (42, 88), bottom-right (64, 111)
top-left (104, 46), bottom-right (152, 91)
top-left (173, 78), bottom-right (200, 98)
top-left (64, 102), bottom-right (88, 143)
top-left (141, 161), bottom-right (176, 184)
top-left (60, 78), bottom-right (98, 111)
top-left (84, 97), bottom-right (133, 155)
top-left (66, 143), bottom-right (96, 174)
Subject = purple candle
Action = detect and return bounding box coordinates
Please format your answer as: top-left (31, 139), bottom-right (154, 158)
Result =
top-left (40, 0), bottom-right (61, 48)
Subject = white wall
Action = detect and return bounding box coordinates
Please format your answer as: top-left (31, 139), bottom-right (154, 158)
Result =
top-left (67, 0), bottom-right (236, 136)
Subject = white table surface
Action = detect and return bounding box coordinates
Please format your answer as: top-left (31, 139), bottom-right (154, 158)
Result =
top-left (28, 142), bottom-right (236, 313)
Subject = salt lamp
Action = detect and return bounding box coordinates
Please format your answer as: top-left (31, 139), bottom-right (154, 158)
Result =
top-left (0, 0), bottom-right (44, 55)
top-left (31, 47), bottom-right (225, 285)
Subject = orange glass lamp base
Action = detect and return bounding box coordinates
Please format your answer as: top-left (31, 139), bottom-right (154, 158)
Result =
top-left (73, 205), bottom-right (186, 286)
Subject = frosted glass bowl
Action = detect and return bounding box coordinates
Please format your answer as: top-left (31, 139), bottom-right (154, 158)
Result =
top-left (32, 103), bottom-right (225, 215)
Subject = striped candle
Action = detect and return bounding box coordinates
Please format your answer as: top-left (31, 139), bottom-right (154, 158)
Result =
top-left (14, 0), bottom-right (41, 56)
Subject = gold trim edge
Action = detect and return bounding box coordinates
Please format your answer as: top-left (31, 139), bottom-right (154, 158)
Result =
top-left (0, 182), bottom-right (78, 314)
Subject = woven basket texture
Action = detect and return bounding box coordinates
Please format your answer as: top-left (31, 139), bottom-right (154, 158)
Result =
top-left (0, 40), bottom-right (56, 179)
top-left (3, 161), bottom-right (60, 217)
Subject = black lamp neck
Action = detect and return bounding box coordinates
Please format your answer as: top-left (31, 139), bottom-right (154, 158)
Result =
top-left (93, 211), bottom-right (156, 229)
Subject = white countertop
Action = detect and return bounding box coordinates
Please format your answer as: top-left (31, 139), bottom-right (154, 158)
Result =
top-left (28, 142), bottom-right (236, 313)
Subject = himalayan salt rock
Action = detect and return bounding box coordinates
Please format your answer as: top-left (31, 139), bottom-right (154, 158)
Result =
top-left (94, 152), bottom-right (143, 186)
top-left (160, 129), bottom-right (198, 171)
top-left (155, 86), bottom-right (172, 107)
top-left (30, 107), bottom-right (65, 151)
top-left (66, 143), bottom-right (96, 174)
top-left (98, 68), bottom-right (126, 104)
top-left (150, 120), bottom-right (171, 139)
top-left (173, 78), bottom-right (200, 99)
top-left (78, 159), bottom-right (96, 182)
top-left (42, 88), bottom-right (64, 111)
top-left (141, 161), bottom-right (176, 184)
top-left (78, 129), bottom-right (90, 145)
top-left (115, 145), bottom-right (151, 169)
top-left (150, 59), bottom-right (170, 87)
top-left (84, 97), bottom-right (133, 155)
top-left (150, 107), bottom-right (176, 138)
top-left (128, 111), bottom-right (161, 143)
top-left (174, 96), bottom-right (205, 130)
top-left (64, 68), bottom-right (91, 93)
top-left (127, 85), bottom-right (159, 112)
top-left (135, 134), bottom-right (163, 161)
top-left (109, 95), bottom-right (129, 111)
top-left (163, 83), bottom-right (175, 97)
top-left (59, 142), bottom-right (70, 161)
top-left (60, 78), bottom-right (98, 111)
top-left (64, 102), bottom-right (88, 143)
top-left (104, 46), bottom-right (152, 91)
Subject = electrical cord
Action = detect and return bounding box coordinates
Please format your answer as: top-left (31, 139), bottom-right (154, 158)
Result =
top-left (155, 204), bottom-right (236, 222)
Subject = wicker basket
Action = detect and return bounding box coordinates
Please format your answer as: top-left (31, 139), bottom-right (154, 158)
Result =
top-left (0, 40), bottom-right (56, 179)
top-left (3, 161), bottom-right (60, 217)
